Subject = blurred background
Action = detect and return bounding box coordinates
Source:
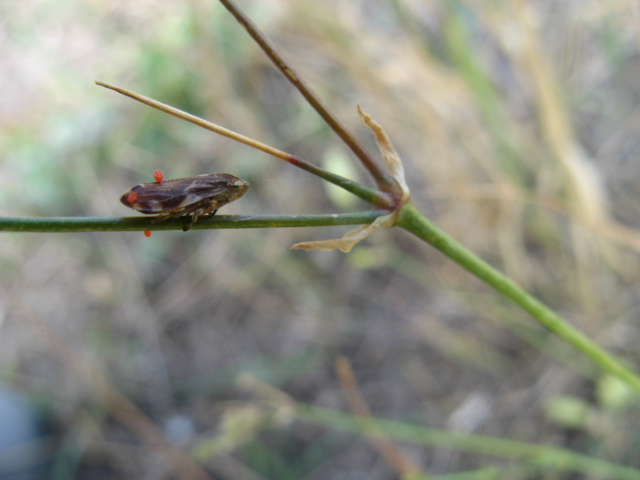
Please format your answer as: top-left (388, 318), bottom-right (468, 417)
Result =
top-left (2, 0), bottom-right (640, 478)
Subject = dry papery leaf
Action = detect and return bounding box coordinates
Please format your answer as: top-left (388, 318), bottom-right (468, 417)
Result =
top-left (291, 107), bottom-right (409, 253)
top-left (291, 213), bottom-right (396, 253)
top-left (357, 105), bottom-right (410, 203)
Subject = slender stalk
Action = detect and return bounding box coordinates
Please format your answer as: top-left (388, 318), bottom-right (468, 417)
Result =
top-left (396, 203), bottom-right (640, 395)
top-left (0, 211), bottom-right (387, 233)
top-left (296, 403), bottom-right (640, 480)
top-left (216, 0), bottom-right (399, 196)
top-left (95, 81), bottom-right (393, 208)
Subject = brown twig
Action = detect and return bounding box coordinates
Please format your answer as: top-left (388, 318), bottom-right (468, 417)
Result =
top-left (335, 356), bottom-right (428, 478)
top-left (216, 0), bottom-right (400, 197)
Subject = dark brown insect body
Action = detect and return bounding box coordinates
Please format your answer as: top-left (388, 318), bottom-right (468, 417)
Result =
top-left (120, 173), bottom-right (250, 231)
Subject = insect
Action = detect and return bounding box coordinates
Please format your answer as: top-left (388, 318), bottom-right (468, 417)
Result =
top-left (120, 173), bottom-right (250, 231)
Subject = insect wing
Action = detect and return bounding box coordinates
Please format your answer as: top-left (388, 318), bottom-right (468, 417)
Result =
top-left (180, 175), bottom-right (237, 200)
top-left (121, 176), bottom-right (232, 214)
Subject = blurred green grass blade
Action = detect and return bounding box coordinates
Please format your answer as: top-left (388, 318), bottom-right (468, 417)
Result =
top-left (296, 403), bottom-right (640, 479)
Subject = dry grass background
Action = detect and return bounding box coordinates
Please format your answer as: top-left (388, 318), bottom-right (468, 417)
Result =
top-left (2, 0), bottom-right (640, 478)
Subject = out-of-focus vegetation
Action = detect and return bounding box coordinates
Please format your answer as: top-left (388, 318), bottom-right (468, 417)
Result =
top-left (2, 0), bottom-right (640, 478)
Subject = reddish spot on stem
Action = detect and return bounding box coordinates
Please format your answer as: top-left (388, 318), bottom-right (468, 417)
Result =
top-left (144, 231), bottom-right (152, 237)
top-left (127, 192), bottom-right (138, 203)
top-left (153, 170), bottom-right (164, 183)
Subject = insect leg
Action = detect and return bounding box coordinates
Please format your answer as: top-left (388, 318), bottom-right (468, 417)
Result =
top-left (183, 207), bottom-right (207, 232)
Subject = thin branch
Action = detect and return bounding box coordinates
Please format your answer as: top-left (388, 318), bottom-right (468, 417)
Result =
top-left (396, 203), bottom-right (640, 397)
top-left (296, 403), bottom-right (640, 480)
top-left (95, 81), bottom-right (393, 208)
top-left (0, 211), bottom-right (387, 233)
top-left (335, 357), bottom-right (426, 478)
top-left (216, 0), bottom-right (399, 196)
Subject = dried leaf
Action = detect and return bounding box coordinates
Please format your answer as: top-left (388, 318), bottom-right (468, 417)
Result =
top-left (291, 213), bottom-right (395, 252)
top-left (293, 108), bottom-right (409, 253)
top-left (357, 105), bottom-right (410, 202)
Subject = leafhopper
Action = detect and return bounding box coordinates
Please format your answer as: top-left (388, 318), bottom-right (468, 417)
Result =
top-left (121, 173), bottom-right (250, 231)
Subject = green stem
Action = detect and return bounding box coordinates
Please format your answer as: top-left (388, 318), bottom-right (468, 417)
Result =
top-left (285, 154), bottom-right (393, 208)
top-left (295, 403), bottom-right (640, 479)
top-left (396, 203), bottom-right (640, 395)
top-left (0, 211), bottom-right (387, 233)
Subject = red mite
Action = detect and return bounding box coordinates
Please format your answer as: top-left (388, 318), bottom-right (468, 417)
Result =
top-left (153, 170), bottom-right (164, 183)
top-left (120, 173), bottom-right (250, 232)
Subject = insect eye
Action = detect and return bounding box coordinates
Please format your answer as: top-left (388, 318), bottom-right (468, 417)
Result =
top-left (127, 192), bottom-right (138, 203)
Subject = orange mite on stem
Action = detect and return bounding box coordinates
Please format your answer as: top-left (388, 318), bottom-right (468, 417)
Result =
top-left (153, 170), bottom-right (164, 183)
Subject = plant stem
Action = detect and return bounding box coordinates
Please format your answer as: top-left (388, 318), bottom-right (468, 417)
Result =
top-left (396, 203), bottom-right (640, 395)
top-left (95, 81), bottom-right (393, 208)
top-left (216, 0), bottom-right (399, 195)
top-left (295, 403), bottom-right (640, 479)
top-left (0, 211), bottom-right (387, 233)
